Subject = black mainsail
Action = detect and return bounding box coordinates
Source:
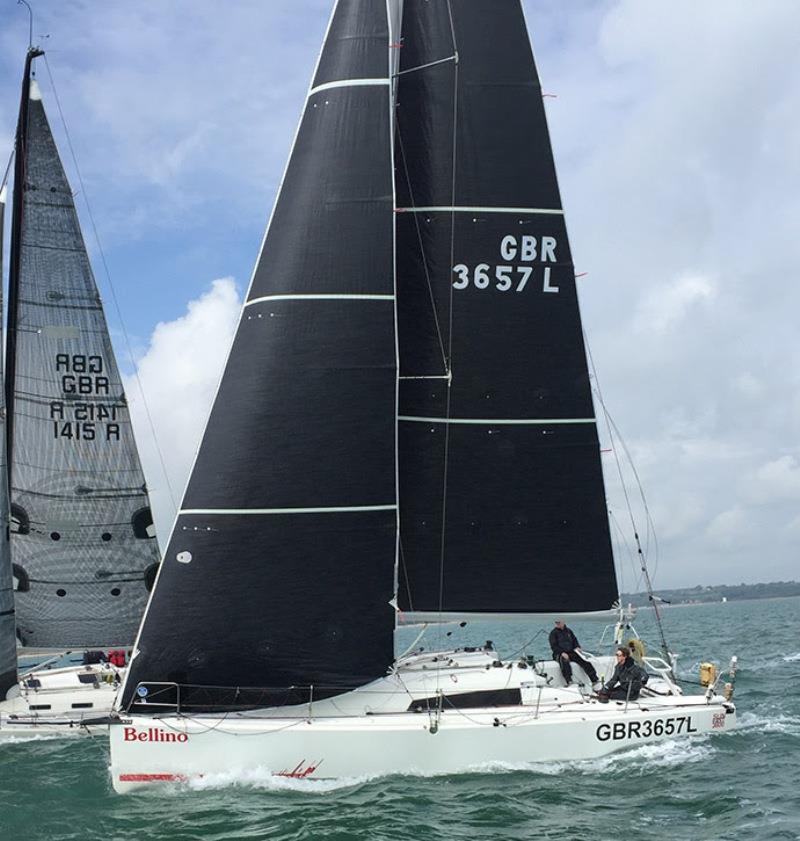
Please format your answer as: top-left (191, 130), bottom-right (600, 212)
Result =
top-left (5, 50), bottom-right (160, 649)
top-left (121, 0), bottom-right (618, 712)
top-left (121, 0), bottom-right (399, 710)
top-left (395, 0), bottom-right (617, 618)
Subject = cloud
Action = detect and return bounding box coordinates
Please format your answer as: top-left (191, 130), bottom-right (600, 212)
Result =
top-left (705, 507), bottom-right (752, 549)
top-left (747, 456), bottom-right (800, 505)
top-left (124, 279), bottom-right (242, 546)
top-left (2, 1), bottom-right (797, 588)
top-left (633, 274), bottom-right (716, 335)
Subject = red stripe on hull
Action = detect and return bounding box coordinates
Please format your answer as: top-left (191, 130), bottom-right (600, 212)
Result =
top-left (118, 773), bottom-right (188, 782)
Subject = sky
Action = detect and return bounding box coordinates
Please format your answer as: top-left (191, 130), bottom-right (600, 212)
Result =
top-left (0, 1), bottom-right (798, 593)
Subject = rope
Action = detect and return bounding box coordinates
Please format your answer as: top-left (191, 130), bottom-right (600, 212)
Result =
top-left (608, 508), bottom-right (643, 595)
top-left (583, 329), bottom-right (671, 663)
top-left (42, 54), bottom-right (177, 516)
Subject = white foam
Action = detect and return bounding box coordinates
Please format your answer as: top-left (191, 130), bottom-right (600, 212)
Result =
top-left (782, 652), bottom-right (800, 662)
top-left (187, 766), bottom-right (382, 793)
top-left (455, 738), bottom-right (714, 778)
top-left (736, 711), bottom-right (800, 736)
top-left (0, 733), bottom-right (66, 745)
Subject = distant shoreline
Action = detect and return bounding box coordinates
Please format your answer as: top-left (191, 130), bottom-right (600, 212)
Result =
top-left (620, 581), bottom-right (800, 608)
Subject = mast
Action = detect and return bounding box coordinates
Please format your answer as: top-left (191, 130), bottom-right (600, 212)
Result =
top-left (6, 47), bottom-right (43, 481)
top-left (0, 183), bottom-right (17, 697)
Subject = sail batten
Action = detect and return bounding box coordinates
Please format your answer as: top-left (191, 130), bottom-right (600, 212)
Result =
top-left (308, 78), bottom-right (390, 96)
top-left (179, 505), bottom-right (397, 516)
top-left (396, 206), bottom-right (564, 215)
top-left (246, 294), bottom-right (394, 305)
top-left (398, 416), bottom-right (596, 425)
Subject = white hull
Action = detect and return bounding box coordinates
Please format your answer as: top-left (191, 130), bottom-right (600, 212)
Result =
top-left (110, 650), bottom-right (735, 791)
top-left (0, 662), bottom-right (124, 738)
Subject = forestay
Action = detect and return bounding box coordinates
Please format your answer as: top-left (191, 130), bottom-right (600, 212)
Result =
top-left (121, 0), bottom-right (399, 710)
top-left (394, 0), bottom-right (618, 617)
top-left (6, 53), bottom-right (159, 649)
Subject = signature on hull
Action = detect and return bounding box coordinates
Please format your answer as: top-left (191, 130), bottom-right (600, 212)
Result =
top-left (276, 759), bottom-right (323, 779)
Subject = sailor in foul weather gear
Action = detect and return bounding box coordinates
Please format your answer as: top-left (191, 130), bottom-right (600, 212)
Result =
top-left (599, 647), bottom-right (649, 701)
top-left (549, 619), bottom-right (599, 685)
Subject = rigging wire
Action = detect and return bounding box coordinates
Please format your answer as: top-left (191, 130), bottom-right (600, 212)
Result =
top-left (502, 628), bottom-right (545, 662)
top-left (603, 409), bottom-right (661, 582)
top-left (41, 54), bottom-right (178, 516)
top-left (608, 508), bottom-right (645, 596)
top-left (1, 149), bottom-right (15, 193)
top-left (583, 329), bottom-right (671, 665)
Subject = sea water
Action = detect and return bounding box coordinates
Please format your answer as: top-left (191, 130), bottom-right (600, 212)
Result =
top-left (3, 597), bottom-right (799, 841)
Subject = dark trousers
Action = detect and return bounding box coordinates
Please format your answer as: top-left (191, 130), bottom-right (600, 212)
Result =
top-left (607, 685), bottom-right (640, 701)
top-left (556, 651), bottom-right (598, 683)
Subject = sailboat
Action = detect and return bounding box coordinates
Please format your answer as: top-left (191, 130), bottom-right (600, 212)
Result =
top-left (0, 47), bottom-right (160, 735)
top-left (110, 0), bottom-right (736, 790)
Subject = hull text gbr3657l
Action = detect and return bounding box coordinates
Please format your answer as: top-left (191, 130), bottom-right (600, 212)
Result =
top-left (110, 0), bottom-right (735, 791)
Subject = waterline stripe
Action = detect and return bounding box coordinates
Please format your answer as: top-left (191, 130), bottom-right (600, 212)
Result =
top-left (309, 78), bottom-right (390, 96)
top-left (397, 416), bottom-right (595, 425)
top-left (180, 505), bottom-right (397, 516)
top-left (395, 206), bottom-right (564, 215)
top-left (246, 294), bottom-right (394, 306)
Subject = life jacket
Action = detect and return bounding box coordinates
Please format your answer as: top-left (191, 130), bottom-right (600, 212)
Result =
top-left (108, 649), bottom-right (126, 667)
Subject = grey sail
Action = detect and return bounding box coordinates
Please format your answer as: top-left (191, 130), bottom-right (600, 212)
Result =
top-left (5, 53), bottom-right (160, 649)
top-left (0, 185), bottom-right (16, 695)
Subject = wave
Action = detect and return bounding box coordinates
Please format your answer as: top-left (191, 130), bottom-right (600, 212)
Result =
top-left (466, 737), bottom-right (713, 778)
top-left (782, 653), bottom-right (800, 662)
top-left (734, 711), bottom-right (800, 736)
top-left (0, 733), bottom-right (67, 746)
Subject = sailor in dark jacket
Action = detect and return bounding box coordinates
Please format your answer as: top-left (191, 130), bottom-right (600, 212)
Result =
top-left (549, 619), bottom-right (599, 685)
top-left (599, 647), bottom-right (649, 701)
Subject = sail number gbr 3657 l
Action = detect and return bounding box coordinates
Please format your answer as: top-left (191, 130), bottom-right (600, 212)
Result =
top-left (452, 234), bottom-right (560, 294)
top-left (49, 353), bottom-right (122, 442)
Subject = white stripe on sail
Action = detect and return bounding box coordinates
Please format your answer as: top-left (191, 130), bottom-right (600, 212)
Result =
top-left (246, 294), bottom-right (394, 306)
top-left (397, 416), bottom-right (595, 425)
top-left (180, 505), bottom-right (397, 516)
top-left (395, 206), bottom-right (564, 215)
top-left (309, 78), bottom-right (391, 96)
top-left (397, 609), bottom-right (624, 626)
